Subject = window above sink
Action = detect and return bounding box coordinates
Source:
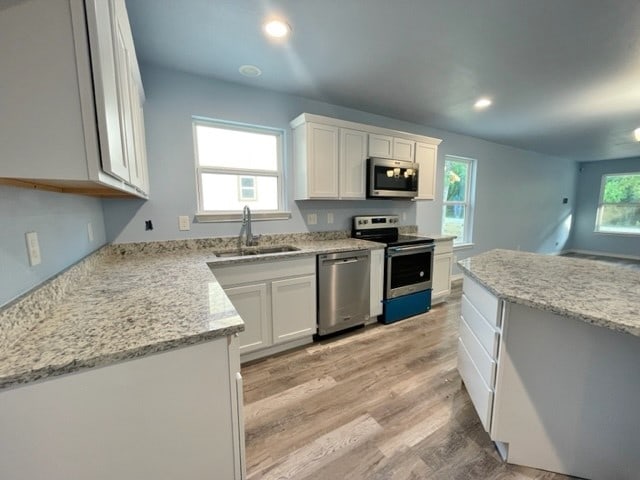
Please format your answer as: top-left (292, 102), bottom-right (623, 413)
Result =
top-left (192, 118), bottom-right (291, 222)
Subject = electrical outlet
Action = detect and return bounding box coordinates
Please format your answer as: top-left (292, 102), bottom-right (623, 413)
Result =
top-left (402, 212), bottom-right (407, 221)
top-left (178, 215), bottom-right (190, 231)
top-left (25, 231), bottom-right (41, 266)
top-left (307, 213), bottom-right (317, 225)
top-left (87, 222), bottom-right (94, 242)
top-left (327, 212), bottom-right (334, 224)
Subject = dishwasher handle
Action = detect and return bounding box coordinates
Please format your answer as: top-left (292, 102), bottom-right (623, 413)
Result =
top-left (321, 257), bottom-right (362, 266)
top-left (319, 250), bottom-right (369, 267)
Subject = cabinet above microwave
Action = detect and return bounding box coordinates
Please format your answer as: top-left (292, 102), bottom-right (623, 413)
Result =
top-left (290, 113), bottom-right (441, 201)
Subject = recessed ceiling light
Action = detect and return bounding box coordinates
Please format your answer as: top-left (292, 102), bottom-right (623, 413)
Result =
top-left (474, 97), bottom-right (492, 109)
top-left (263, 19), bottom-right (291, 39)
top-left (634, 127), bottom-right (640, 142)
top-left (238, 64), bottom-right (262, 77)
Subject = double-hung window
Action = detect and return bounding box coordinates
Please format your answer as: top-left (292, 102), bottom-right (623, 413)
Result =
top-left (595, 172), bottom-right (640, 235)
top-left (193, 119), bottom-right (285, 217)
top-left (442, 155), bottom-right (475, 246)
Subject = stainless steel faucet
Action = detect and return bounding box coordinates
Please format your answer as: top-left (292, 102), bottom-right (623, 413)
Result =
top-left (241, 205), bottom-right (257, 246)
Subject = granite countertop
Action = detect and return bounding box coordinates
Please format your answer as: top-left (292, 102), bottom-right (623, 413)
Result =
top-left (458, 249), bottom-right (640, 337)
top-left (418, 233), bottom-right (456, 242)
top-left (0, 234), bottom-right (383, 391)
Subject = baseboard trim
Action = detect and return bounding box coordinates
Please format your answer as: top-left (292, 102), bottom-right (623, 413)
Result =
top-left (240, 336), bottom-right (313, 364)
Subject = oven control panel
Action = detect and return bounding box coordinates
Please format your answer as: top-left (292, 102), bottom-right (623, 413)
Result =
top-left (353, 215), bottom-right (399, 228)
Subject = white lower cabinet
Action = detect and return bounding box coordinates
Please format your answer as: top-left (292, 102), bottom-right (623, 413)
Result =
top-left (457, 274), bottom-right (502, 433)
top-left (213, 257), bottom-right (317, 362)
top-left (224, 283), bottom-right (270, 354)
top-left (0, 336), bottom-right (245, 480)
top-left (272, 275), bottom-right (317, 343)
top-left (432, 238), bottom-right (453, 304)
top-left (369, 248), bottom-right (384, 319)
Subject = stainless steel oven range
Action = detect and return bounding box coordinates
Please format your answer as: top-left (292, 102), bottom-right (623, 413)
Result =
top-left (352, 215), bottom-right (434, 324)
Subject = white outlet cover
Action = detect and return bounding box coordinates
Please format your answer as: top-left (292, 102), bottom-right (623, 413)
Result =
top-left (178, 216), bottom-right (190, 231)
top-left (87, 222), bottom-right (94, 242)
top-left (25, 231), bottom-right (41, 266)
top-left (307, 213), bottom-right (318, 225)
top-left (327, 212), bottom-right (334, 224)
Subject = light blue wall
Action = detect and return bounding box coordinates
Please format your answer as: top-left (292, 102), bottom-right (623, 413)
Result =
top-left (0, 185), bottom-right (106, 307)
top-left (419, 131), bottom-right (577, 274)
top-left (102, 64), bottom-right (417, 243)
top-left (569, 157), bottom-right (640, 257)
top-left (102, 65), bottom-right (577, 273)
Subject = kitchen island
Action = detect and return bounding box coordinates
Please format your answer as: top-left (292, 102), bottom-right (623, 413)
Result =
top-left (457, 249), bottom-right (640, 480)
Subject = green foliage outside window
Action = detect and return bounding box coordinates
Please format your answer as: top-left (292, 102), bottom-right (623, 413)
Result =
top-left (597, 173), bottom-right (640, 234)
top-left (602, 174), bottom-right (640, 203)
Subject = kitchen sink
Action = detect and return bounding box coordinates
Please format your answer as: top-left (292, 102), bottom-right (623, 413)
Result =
top-left (213, 245), bottom-right (300, 258)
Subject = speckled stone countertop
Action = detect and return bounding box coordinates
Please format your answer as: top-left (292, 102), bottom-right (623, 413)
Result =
top-left (0, 233), bottom-right (383, 390)
top-left (458, 249), bottom-right (640, 337)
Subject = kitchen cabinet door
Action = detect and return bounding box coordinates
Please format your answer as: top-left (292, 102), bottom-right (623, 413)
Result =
top-left (432, 253), bottom-right (453, 303)
top-left (415, 142), bottom-right (437, 200)
top-left (307, 122), bottom-right (340, 198)
top-left (368, 134), bottom-right (394, 158)
top-left (0, 0), bottom-right (148, 198)
top-left (224, 283), bottom-right (270, 354)
top-left (271, 275), bottom-right (317, 344)
top-left (393, 138), bottom-right (415, 161)
top-left (339, 128), bottom-right (368, 199)
top-left (370, 249), bottom-right (384, 318)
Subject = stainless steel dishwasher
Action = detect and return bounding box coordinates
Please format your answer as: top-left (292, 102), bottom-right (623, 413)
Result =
top-left (317, 250), bottom-right (370, 336)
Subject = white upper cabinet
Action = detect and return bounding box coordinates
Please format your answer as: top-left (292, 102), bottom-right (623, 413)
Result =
top-left (339, 128), bottom-right (368, 199)
top-left (291, 113), bottom-right (441, 201)
top-left (368, 134), bottom-right (415, 161)
top-left (293, 122), bottom-right (340, 199)
top-left (368, 134), bottom-right (394, 158)
top-left (0, 0), bottom-right (148, 198)
top-left (415, 142), bottom-right (437, 200)
top-left (392, 138), bottom-right (415, 161)
top-left (292, 118), bottom-right (366, 200)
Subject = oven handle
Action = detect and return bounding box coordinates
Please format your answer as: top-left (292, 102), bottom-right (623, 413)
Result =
top-left (388, 244), bottom-right (434, 254)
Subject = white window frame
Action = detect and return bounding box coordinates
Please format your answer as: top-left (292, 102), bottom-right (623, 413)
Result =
top-left (594, 172), bottom-right (640, 236)
top-left (442, 155), bottom-right (476, 247)
top-left (192, 118), bottom-right (290, 222)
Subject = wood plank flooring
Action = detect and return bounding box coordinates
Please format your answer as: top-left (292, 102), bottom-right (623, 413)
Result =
top-left (242, 287), bottom-right (578, 479)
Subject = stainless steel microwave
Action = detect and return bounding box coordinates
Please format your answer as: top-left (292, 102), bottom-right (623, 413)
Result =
top-left (367, 158), bottom-right (419, 199)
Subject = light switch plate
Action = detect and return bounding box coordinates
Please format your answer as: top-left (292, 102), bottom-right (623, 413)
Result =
top-left (327, 212), bottom-right (334, 224)
top-left (87, 222), bottom-right (94, 242)
top-left (307, 213), bottom-right (317, 225)
top-left (178, 216), bottom-right (190, 231)
top-left (25, 231), bottom-right (41, 266)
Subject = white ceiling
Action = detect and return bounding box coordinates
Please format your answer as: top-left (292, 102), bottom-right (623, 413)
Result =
top-left (125, 0), bottom-right (640, 162)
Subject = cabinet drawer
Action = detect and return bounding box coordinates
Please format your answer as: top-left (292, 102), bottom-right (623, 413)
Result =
top-left (459, 317), bottom-right (497, 387)
top-left (461, 294), bottom-right (500, 358)
top-left (457, 338), bottom-right (493, 432)
top-left (462, 275), bottom-right (501, 327)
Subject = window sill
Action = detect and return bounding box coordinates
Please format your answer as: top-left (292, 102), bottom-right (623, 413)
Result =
top-left (195, 211), bottom-right (292, 223)
top-left (593, 230), bottom-right (640, 237)
top-left (453, 242), bottom-right (475, 250)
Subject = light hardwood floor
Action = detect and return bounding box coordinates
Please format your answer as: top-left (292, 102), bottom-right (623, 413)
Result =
top-left (242, 287), bottom-right (578, 479)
